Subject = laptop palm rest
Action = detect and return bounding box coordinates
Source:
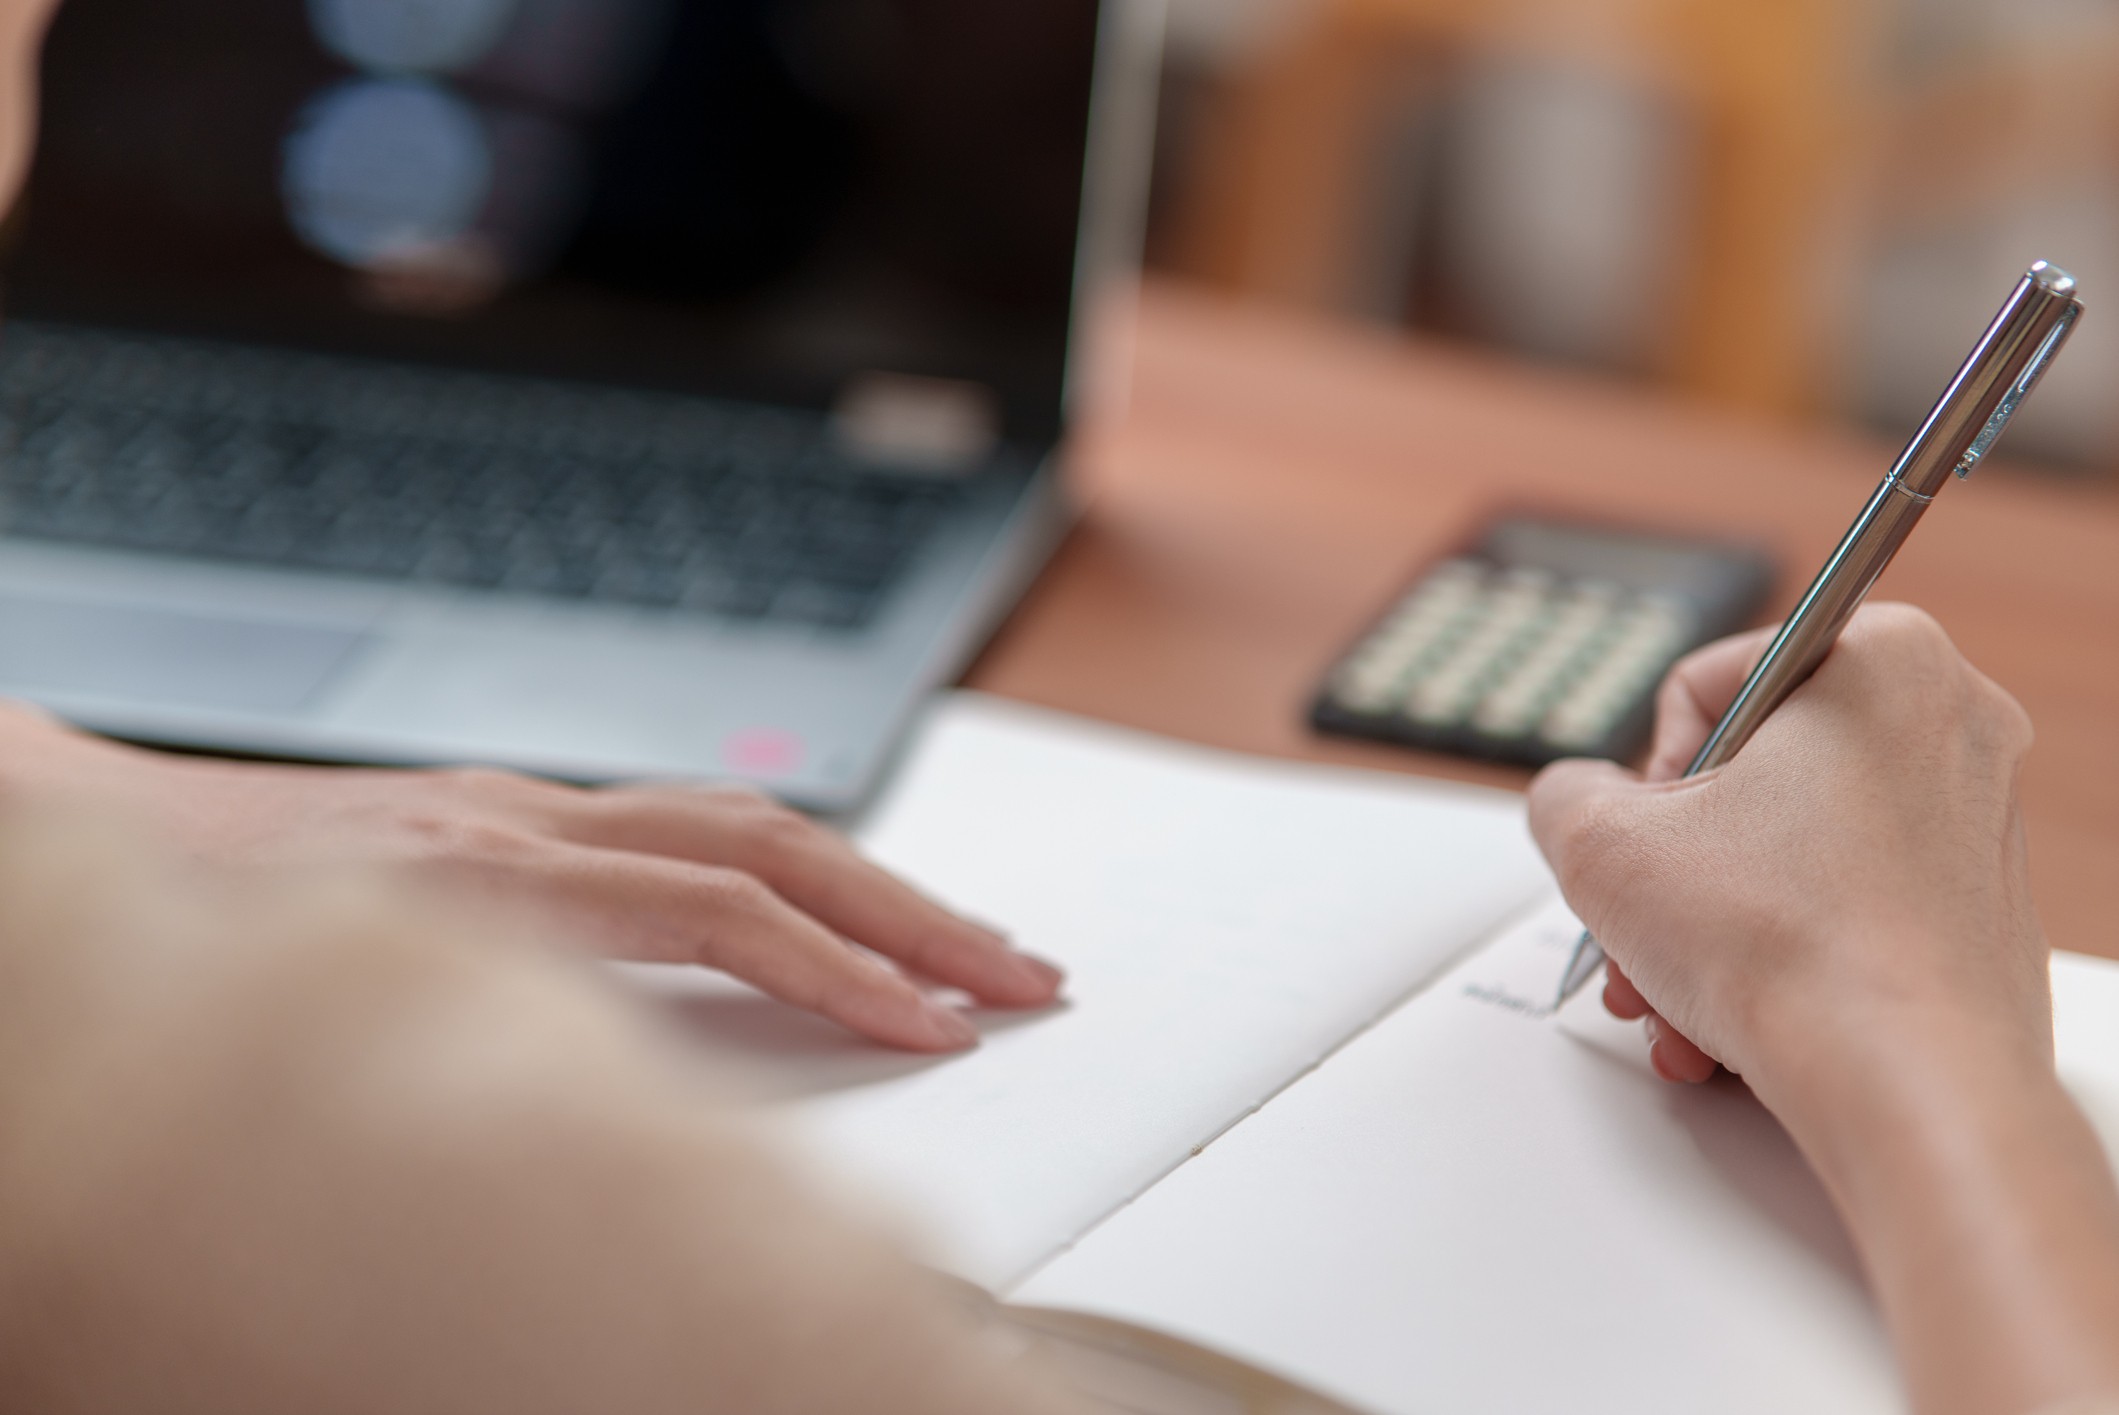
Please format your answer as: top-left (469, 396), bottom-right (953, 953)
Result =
top-left (0, 595), bottom-right (367, 715)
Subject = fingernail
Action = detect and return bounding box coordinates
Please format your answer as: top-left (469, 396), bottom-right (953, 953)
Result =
top-left (1648, 1039), bottom-right (1677, 1082)
top-left (924, 1002), bottom-right (980, 1050)
top-left (1011, 951), bottom-right (1066, 992)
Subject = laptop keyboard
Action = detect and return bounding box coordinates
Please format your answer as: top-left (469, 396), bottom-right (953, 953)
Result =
top-left (0, 322), bottom-right (973, 631)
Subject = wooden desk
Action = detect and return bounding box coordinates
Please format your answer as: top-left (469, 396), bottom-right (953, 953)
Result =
top-left (969, 279), bottom-right (2119, 960)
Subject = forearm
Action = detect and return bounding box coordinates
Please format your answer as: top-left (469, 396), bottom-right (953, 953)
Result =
top-left (0, 699), bottom-right (125, 799)
top-left (0, 817), bottom-right (1089, 1415)
top-left (0, 697), bottom-right (65, 759)
top-left (1763, 1014), bottom-right (2119, 1415)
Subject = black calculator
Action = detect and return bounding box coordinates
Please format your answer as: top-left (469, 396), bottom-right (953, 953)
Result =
top-left (1311, 517), bottom-right (1776, 767)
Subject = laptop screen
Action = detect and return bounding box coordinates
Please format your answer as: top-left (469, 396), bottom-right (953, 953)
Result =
top-left (3, 0), bottom-right (1102, 451)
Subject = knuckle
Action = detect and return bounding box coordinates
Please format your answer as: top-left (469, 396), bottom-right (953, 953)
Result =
top-left (819, 958), bottom-right (903, 1016)
top-left (410, 814), bottom-right (542, 867)
top-left (436, 765), bottom-right (517, 796)
top-left (722, 792), bottom-right (820, 855)
top-left (2004, 695), bottom-right (2035, 754)
top-left (1858, 602), bottom-right (1953, 662)
top-left (699, 784), bottom-right (793, 820)
top-left (703, 784), bottom-right (779, 813)
top-left (1972, 675), bottom-right (2036, 756)
top-left (435, 765), bottom-right (566, 813)
top-left (695, 866), bottom-right (780, 920)
top-left (1839, 607), bottom-right (1983, 736)
top-left (757, 801), bottom-right (818, 843)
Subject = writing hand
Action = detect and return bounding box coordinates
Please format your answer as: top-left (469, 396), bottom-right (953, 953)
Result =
top-left (0, 703), bottom-right (1061, 1052)
top-left (1524, 610), bottom-right (2119, 1415)
top-left (1524, 603), bottom-right (2047, 1097)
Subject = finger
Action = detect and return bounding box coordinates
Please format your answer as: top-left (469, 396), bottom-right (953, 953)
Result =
top-left (1644, 625), bottom-right (1779, 782)
top-left (1644, 1014), bottom-right (1719, 1084)
top-left (529, 843), bottom-right (983, 1053)
top-left (722, 811), bottom-right (1063, 1007)
top-left (1607, 946), bottom-right (1716, 1081)
top-left (562, 787), bottom-right (1063, 1008)
top-left (1602, 960), bottom-right (1651, 1021)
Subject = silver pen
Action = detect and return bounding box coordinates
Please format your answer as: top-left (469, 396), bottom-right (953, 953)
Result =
top-left (1554, 260), bottom-right (2085, 1008)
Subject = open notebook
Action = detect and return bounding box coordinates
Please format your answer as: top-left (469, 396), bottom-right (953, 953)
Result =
top-left (622, 694), bottom-right (2119, 1415)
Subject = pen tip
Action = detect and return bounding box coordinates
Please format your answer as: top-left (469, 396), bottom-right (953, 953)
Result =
top-left (1555, 935), bottom-right (1604, 1009)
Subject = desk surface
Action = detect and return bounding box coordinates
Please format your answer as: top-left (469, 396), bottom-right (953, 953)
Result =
top-left (968, 280), bottom-right (2119, 961)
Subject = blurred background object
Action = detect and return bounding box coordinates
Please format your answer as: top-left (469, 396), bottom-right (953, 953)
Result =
top-left (1145, 0), bottom-right (2119, 474)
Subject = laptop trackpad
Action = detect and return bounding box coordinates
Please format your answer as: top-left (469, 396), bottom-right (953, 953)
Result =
top-left (0, 595), bottom-right (368, 714)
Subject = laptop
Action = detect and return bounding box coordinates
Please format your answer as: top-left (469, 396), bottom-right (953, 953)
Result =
top-left (0, 0), bottom-right (1156, 811)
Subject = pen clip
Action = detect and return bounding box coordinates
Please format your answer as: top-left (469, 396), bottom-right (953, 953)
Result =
top-left (1956, 301), bottom-right (2081, 479)
top-left (1892, 261), bottom-right (2084, 498)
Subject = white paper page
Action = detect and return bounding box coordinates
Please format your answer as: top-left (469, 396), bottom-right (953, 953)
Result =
top-left (2056, 949), bottom-right (2119, 1160)
top-left (1019, 902), bottom-right (2119, 1415)
top-left (621, 694), bottom-right (1550, 1291)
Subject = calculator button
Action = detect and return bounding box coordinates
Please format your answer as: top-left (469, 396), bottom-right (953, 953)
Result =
top-left (1330, 562), bottom-right (1489, 711)
top-left (1403, 570), bottom-right (1557, 725)
top-left (1469, 584), bottom-right (1621, 737)
top-left (1334, 657), bottom-right (1411, 711)
top-left (1536, 594), bottom-right (1697, 750)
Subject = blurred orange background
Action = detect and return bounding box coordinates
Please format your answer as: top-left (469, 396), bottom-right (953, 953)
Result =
top-left (1141, 0), bottom-right (2119, 478)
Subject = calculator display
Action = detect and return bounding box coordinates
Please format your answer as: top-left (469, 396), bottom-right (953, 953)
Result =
top-left (1312, 519), bottom-right (1775, 767)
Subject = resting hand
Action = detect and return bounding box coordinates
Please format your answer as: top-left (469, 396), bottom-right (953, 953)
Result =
top-left (0, 703), bottom-right (1060, 1052)
top-left (1525, 603), bottom-right (2048, 1104)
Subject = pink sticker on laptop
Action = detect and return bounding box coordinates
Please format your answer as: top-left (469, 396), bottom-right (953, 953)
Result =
top-left (721, 728), bottom-right (806, 777)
